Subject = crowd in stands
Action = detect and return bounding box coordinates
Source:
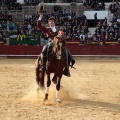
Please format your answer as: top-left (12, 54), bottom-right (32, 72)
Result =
top-left (93, 1), bottom-right (120, 45)
top-left (0, 0), bottom-right (120, 45)
top-left (23, 4), bottom-right (89, 43)
top-left (83, 0), bottom-right (105, 10)
top-left (3, 0), bottom-right (22, 10)
top-left (92, 19), bottom-right (119, 45)
top-left (24, 0), bottom-right (39, 6)
top-left (109, 0), bottom-right (119, 13)
top-left (0, 11), bottom-right (13, 22)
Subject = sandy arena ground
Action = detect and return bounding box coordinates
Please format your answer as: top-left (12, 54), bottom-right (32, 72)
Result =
top-left (0, 56), bottom-right (120, 120)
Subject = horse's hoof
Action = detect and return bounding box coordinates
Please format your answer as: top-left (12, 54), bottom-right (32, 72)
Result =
top-left (56, 99), bottom-right (61, 103)
top-left (57, 101), bottom-right (61, 103)
top-left (37, 88), bottom-right (40, 93)
top-left (36, 84), bottom-right (40, 93)
top-left (44, 98), bottom-right (48, 101)
top-left (44, 93), bottom-right (48, 101)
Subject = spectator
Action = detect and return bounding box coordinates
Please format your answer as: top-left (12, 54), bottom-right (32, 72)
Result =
top-left (114, 32), bottom-right (119, 40)
top-left (80, 32), bottom-right (85, 43)
top-left (109, 2), bottom-right (118, 13)
top-left (83, 0), bottom-right (87, 6)
top-left (87, 33), bottom-right (92, 45)
top-left (28, 23), bottom-right (32, 31)
top-left (109, 32), bottom-right (114, 40)
top-left (8, 13), bottom-right (13, 22)
top-left (54, 5), bottom-right (59, 12)
top-left (94, 13), bottom-right (98, 27)
top-left (105, 32), bottom-right (109, 41)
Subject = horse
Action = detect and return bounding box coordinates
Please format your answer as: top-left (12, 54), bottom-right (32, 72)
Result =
top-left (35, 33), bottom-right (66, 102)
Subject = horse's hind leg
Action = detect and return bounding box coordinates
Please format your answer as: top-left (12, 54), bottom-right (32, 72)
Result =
top-left (44, 73), bottom-right (51, 101)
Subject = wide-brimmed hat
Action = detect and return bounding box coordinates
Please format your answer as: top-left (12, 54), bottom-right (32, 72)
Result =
top-left (37, 2), bottom-right (44, 13)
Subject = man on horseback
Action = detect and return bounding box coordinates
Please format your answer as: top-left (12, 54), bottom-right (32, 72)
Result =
top-left (37, 6), bottom-right (75, 77)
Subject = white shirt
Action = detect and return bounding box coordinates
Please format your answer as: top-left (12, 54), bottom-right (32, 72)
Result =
top-left (51, 26), bottom-right (57, 32)
top-left (80, 34), bottom-right (85, 40)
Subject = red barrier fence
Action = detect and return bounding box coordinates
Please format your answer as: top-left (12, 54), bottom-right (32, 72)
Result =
top-left (0, 45), bottom-right (120, 56)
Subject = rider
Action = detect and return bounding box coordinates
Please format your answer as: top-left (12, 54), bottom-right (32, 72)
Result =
top-left (37, 12), bottom-right (75, 77)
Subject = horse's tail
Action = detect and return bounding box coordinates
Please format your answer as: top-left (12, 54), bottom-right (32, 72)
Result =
top-left (35, 53), bottom-right (45, 88)
top-left (35, 53), bottom-right (41, 70)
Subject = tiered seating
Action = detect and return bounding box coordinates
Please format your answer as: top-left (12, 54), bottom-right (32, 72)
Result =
top-left (23, 6), bottom-right (37, 16)
top-left (0, 1), bottom-right (119, 46)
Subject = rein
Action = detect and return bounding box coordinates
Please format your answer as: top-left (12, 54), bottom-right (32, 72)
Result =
top-left (48, 35), bottom-right (66, 64)
top-left (51, 49), bottom-right (65, 63)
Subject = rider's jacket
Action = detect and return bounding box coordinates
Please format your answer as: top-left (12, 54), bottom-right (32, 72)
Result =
top-left (37, 20), bottom-right (58, 39)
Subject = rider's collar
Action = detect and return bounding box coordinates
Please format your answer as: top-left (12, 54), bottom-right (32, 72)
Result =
top-left (51, 26), bottom-right (57, 32)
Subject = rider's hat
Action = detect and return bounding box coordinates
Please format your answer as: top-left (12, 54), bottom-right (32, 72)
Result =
top-left (48, 16), bottom-right (55, 21)
top-left (38, 2), bottom-right (44, 13)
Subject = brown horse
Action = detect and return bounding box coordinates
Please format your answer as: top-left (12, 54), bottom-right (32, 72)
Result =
top-left (35, 34), bottom-right (66, 102)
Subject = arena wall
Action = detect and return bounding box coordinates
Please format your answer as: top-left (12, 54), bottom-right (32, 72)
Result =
top-left (0, 45), bottom-right (120, 56)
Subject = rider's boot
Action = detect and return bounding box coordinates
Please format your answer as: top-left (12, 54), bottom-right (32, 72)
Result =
top-left (63, 50), bottom-right (75, 77)
top-left (68, 50), bottom-right (76, 67)
top-left (63, 67), bottom-right (71, 77)
top-left (39, 53), bottom-right (47, 72)
top-left (39, 45), bottom-right (48, 72)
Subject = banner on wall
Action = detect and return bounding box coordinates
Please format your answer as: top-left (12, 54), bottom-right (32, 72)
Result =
top-left (9, 35), bottom-right (17, 38)
top-left (9, 34), bottom-right (40, 45)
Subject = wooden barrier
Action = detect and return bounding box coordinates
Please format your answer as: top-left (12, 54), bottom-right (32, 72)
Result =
top-left (0, 44), bottom-right (120, 56)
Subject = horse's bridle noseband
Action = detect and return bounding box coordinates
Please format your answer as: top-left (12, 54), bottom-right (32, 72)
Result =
top-left (52, 37), bottom-right (66, 62)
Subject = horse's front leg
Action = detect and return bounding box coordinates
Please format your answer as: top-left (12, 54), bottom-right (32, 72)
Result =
top-left (56, 76), bottom-right (62, 103)
top-left (44, 73), bottom-right (51, 101)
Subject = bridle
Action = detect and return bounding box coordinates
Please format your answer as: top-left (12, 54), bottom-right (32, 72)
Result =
top-left (52, 37), bottom-right (66, 63)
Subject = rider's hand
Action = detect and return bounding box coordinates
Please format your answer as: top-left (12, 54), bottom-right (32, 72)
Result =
top-left (38, 2), bottom-right (44, 16)
top-left (39, 12), bottom-right (43, 20)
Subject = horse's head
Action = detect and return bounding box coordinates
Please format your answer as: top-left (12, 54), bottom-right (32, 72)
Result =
top-left (53, 31), bottom-right (66, 60)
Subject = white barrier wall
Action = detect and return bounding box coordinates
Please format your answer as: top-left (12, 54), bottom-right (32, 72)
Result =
top-left (17, 0), bottom-right (24, 4)
top-left (84, 11), bottom-right (108, 20)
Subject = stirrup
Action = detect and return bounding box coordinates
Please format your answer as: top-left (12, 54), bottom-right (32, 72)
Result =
top-left (63, 68), bottom-right (71, 77)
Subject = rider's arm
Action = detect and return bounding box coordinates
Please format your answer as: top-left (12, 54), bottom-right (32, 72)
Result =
top-left (37, 12), bottom-right (47, 33)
